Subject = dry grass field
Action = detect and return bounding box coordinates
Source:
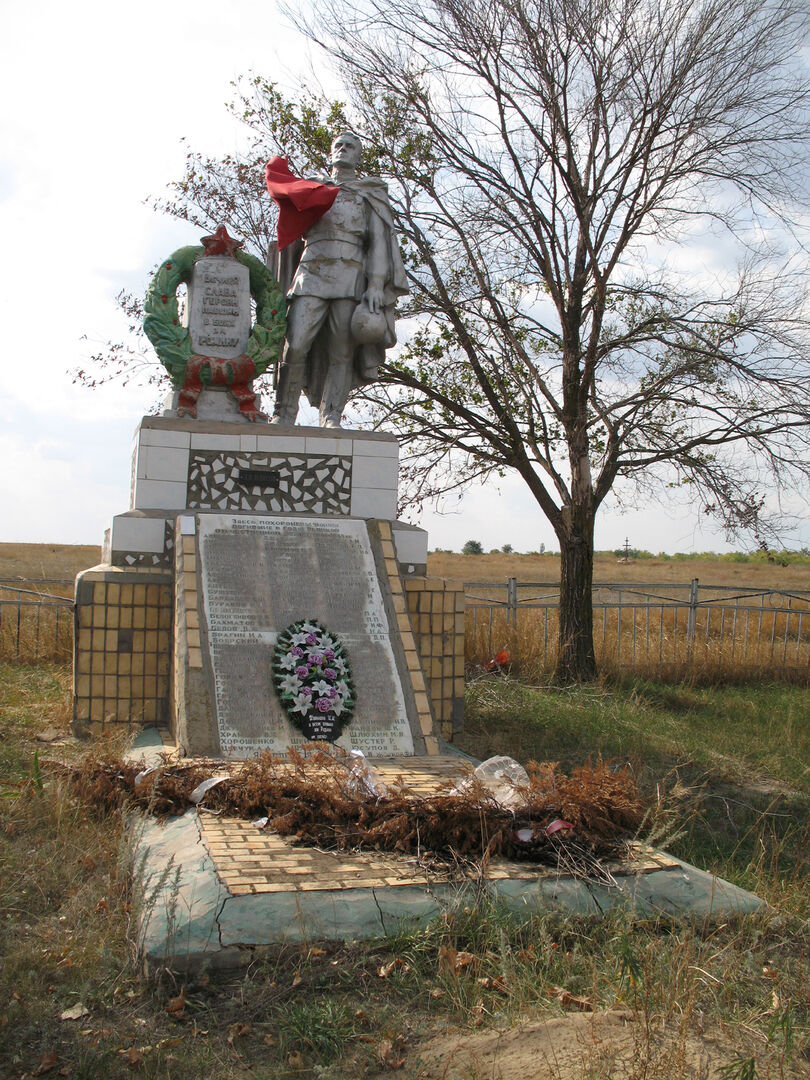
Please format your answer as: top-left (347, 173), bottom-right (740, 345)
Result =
top-left (0, 545), bottom-right (99, 663)
top-left (2, 541), bottom-right (808, 591)
top-left (428, 549), bottom-right (810, 590)
top-left (0, 542), bottom-right (100, 584)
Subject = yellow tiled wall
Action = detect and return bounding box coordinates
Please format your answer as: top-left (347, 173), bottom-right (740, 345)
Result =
top-left (376, 522), bottom-right (439, 753)
top-left (404, 577), bottom-right (465, 742)
top-left (73, 569), bottom-right (172, 735)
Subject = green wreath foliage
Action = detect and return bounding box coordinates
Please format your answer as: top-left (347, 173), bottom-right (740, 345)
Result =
top-left (143, 246), bottom-right (286, 386)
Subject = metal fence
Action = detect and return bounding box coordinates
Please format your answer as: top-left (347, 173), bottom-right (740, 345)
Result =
top-left (0, 581), bottom-right (74, 663)
top-left (465, 578), bottom-right (810, 673)
top-left (4, 574), bottom-right (810, 675)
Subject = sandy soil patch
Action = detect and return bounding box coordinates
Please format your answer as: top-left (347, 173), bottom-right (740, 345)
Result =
top-left (366, 1011), bottom-right (750, 1079)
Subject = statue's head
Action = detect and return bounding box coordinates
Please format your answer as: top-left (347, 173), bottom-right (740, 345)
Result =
top-left (330, 131), bottom-right (363, 169)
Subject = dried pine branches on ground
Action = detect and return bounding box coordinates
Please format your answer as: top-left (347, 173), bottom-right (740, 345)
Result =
top-left (54, 747), bottom-right (646, 867)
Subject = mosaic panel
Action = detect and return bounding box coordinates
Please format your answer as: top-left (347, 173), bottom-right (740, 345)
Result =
top-left (187, 452), bottom-right (352, 514)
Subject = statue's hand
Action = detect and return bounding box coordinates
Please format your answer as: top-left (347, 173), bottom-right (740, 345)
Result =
top-left (363, 286), bottom-right (385, 314)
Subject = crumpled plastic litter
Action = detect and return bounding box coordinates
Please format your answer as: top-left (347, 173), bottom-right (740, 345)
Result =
top-left (345, 749), bottom-right (388, 798)
top-left (515, 819), bottom-right (575, 843)
top-left (450, 755), bottom-right (530, 809)
top-left (545, 818), bottom-right (574, 835)
top-left (189, 775), bottom-right (228, 805)
top-left (133, 766), bottom-right (158, 788)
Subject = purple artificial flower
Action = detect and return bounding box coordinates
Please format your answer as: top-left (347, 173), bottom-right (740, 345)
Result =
top-left (306, 633), bottom-right (318, 645)
top-left (328, 687), bottom-right (338, 699)
top-left (323, 667), bottom-right (337, 680)
top-left (300, 687), bottom-right (312, 697)
top-left (316, 696), bottom-right (332, 713)
top-left (324, 649), bottom-right (335, 661)
top-left (295, 665), bottom-right (310, 679)
top-left (308, 652), bottom-right (323, 666)
top-left (290, 646), bottom-right (304, 658)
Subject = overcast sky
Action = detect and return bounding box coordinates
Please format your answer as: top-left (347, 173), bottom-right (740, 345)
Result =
top-left (1, 0), bottom-right (808, 556)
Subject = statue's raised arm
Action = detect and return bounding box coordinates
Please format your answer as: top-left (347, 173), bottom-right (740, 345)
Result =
top-left (265, 132), bottom-right (408, 428)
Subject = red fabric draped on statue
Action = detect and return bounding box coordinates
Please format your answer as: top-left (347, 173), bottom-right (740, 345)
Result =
top-left (265, 156), bottom-right (339, 250)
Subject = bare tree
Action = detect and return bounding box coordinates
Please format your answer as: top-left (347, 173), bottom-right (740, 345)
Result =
top-left (95, 0), bottom-right (810, 681)
top-left (287, 0), bottom-right (810, 680)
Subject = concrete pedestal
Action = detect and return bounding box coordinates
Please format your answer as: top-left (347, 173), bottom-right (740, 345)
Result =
top-left (74, 413), bottom-right (465, 746)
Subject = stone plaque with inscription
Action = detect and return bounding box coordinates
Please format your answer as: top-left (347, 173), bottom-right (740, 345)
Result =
top-left (197, 515), bottom-right (415, 757)
top-left (188, 256), bottom-right (251, 360)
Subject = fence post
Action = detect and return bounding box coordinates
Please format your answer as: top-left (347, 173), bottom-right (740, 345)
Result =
top-left (506, 577), bottom-right (517, 627)
top-left (686, 578), bottom-right (699, 658)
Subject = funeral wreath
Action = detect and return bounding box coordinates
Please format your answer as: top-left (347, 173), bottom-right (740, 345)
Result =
top-left (272, 620), bottom-right (355, 740)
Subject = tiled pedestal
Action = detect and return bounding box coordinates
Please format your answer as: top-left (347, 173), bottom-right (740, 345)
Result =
top-left (74, 415), bottom-right (464, 747)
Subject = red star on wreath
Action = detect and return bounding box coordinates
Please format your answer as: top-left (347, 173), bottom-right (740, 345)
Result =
top-left (200, 225), bottom-right (244, 258)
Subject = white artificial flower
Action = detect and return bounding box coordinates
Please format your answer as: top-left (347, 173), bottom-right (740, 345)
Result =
top-left (278, 673), bottom-right (302, 694)
top-left (278, 652), bottom-right (298, 671)
top-left (290, 631), bottom-right (310, 646)
top-left (311, 679), bottom-right (332, 695)
top-left (291, 693), bottom-right (313, 716)
top-left (335, 680), bottom-right (350, 697)
top-left (333, 657), bottom-right (348, 674)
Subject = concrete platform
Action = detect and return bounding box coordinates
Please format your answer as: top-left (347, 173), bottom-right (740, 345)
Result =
top-left (127, 734), bottom-right (764, 972)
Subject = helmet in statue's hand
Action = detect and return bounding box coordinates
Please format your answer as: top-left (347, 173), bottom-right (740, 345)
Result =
top-left (351, 303), bottom-right (387, 344)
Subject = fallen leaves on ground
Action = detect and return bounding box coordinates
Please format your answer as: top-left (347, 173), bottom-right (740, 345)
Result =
top-left (59, 1002), bottom-right (89, 1021)
top-left (471, 1003), bottom-right (487, 1027)
top-left (165, 987), bottom-right (186, 1018)
top-left (438, 946), bottom-right (479, 975)
top-left (378, 957), bottom-right (411, 978)
top-left (227, 1021), bottom-right (252, 1045)
top-left (375, 1036), bottom-right (406, 1069)
top-left (117, 1046), bottom-right (144, 1068)
top-left (476, 975), bottom-right (510, 995)
top-left (546, 985), bottom-right (594, 1012)
top-left (32, 1050), bottom-right (58, 1075)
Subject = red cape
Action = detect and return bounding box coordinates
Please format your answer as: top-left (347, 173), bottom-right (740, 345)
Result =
top-left (265, 156), bottom-right (339, 250)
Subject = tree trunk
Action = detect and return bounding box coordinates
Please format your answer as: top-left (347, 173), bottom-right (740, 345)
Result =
top-left (555, 510), bottom-right (597, 683)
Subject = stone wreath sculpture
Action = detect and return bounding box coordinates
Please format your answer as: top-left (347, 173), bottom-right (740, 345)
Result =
top-left (272, 620), bottom-right (356, 742)
top-left (143, 226), bottom-right (286, 421)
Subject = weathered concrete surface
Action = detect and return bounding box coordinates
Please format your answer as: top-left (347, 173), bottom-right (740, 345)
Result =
top-left (132, 807), bottom-right (764, 974)
top-left (134, 813), bottom-right (229, 972)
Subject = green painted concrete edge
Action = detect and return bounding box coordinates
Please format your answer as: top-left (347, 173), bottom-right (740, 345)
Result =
top-left (132, 809), bottom-right (765, 973)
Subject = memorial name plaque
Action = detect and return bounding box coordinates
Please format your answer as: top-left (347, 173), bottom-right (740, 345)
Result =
top-left (238, 468), bottom-right (281, 488)
top-left (188, 256), bottom-right (251, 360)
top-left (198, 515), bottom-right (415, 757)
top-left (302, 715), bottom-right (340, 742)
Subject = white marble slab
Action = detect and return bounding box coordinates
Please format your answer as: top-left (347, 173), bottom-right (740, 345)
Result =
top-left (188, 257), bottom-right (251, 360)
top-left (350, 487), bottom-right (398, 519)
top-left (109, 515), bottom-right (167, 554)
top-left (352, 454), bottom-right (398, 490)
